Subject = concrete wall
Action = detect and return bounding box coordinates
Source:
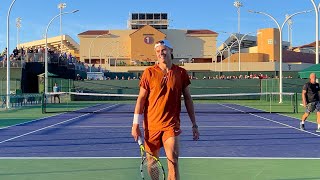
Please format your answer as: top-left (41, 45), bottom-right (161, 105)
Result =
top-left (242, 46), bottom-right (258, 53)
top-left (79, 30), bottom-right (134, 65)
top-left (161, 29), bottom-right (217, 61)
top-left (107, 62), bottom-right (313, 72)
top-left (226, 53), bottom-right (268, 63)
top-left (274, 63), bottom-right (313, 71)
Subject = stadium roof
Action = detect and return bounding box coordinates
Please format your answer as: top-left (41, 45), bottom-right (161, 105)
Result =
top-left (19, 35), bottom-right (80, 56)
top-left (78, 29), bottom-right (218, 36)
top-left (186, 30), bottom-right (218, 35)
top-left (218, 33), bottom-right (257, 52)
top-left (78, 30), bottom-right (110, 36)
top-left (294, 40), bottom-right (320, 49)
top-left (129, 25), bottom-right (165, 36)
top-left (218, 33), bottom-right (290, 52)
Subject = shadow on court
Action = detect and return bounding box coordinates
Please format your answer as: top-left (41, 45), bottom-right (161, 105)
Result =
top-left (0, 167), bottom-right (136, 176)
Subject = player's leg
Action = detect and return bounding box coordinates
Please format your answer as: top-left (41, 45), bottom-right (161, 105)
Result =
top-left (301, 112), bottom-right (309, 130)
top-left (144, 130), bottom-right (162, 178)
top-left (315, 112), bottom-right (320, 132)
top-left (301, 103), bottom-right (312, 130)
top-left (163, 130), bottom-right (180, 180)
top-left (1, 96), bottom-right (5, 108)
top-left (315, 102), bottom-right (320, 132)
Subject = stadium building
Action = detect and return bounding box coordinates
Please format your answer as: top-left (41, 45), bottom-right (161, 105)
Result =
top-left (17, 12), bottom-right (319, 78)
top-left (77, 12), bottom-right (218, 73)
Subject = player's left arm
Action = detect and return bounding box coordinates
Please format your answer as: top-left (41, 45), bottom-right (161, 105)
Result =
top-left (182, 86), bottom-right (199, 140)
top-left (318, 83), bottom-right (320, 98)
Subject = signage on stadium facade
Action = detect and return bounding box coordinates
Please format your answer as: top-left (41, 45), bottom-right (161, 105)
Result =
top-left (144, 36), bottom-right (154, 44)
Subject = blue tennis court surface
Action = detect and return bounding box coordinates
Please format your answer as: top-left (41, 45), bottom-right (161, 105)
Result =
top-left (0, 103), bottom-right (320, 158)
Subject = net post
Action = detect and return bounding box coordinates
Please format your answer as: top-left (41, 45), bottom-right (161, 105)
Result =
top-left (294, 92), bottom-right (298, 113)
top-left (265, 80), bottom-right (268, 101)
top-left (60, 79), bottom-right (63, 92)
top-left (41, 93), bottom-right (46, 114)
top-left (269, 92), bottom-right (272, 113)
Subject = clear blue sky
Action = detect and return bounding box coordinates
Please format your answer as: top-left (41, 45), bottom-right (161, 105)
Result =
top-left (0, 0), bottom-right (317, 53)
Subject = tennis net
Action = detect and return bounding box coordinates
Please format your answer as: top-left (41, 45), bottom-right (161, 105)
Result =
top-left (42, 92), bottom-right (298, 114)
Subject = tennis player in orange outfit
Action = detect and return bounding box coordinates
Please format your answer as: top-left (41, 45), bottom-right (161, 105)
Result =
top-left (131, 39), bottom-right (200, 180)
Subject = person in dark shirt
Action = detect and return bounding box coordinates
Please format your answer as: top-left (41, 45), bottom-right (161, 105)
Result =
top-left (13, 47), bottom-right (19, 58)
top-left (301, 73), bottom-right (320, 132)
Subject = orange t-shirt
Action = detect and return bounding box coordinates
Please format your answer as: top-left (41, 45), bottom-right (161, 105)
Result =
top-left (139, 64), bottom-right (191, 131)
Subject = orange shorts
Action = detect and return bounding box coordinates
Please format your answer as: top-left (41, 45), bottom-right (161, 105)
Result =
top-left (144, 128), bottom-right (181, 153)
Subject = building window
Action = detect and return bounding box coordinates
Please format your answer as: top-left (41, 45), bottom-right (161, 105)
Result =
top-left (139, 14), bottom-right (146, 19)
top-left (146, 13), bottom-right (153, 19)
top-left (161, 13), bottom-right (167, 19)
top-left (267, 39), bottom-right (273, 45)
top-left (154, 13), bottom-right (160, 19)
top-left (132, 13), bottom-right (138, 20)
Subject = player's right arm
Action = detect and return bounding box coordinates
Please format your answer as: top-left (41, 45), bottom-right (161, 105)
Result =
top-left (302, 90), bottom-right (307, 107)
top-left (131, 87), bottom-right (148, 141)
top-left (302, 84), bottom-right (308, 107)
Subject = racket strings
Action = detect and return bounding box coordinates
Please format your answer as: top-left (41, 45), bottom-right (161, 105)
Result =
top-left (142, 157), bottom-right (161, 180)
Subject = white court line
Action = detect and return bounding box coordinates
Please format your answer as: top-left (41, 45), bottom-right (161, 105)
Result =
top-left (278, 113), bottom-right (318, 125)
top-left (229, 102), bottom-right (318, 125)
top-left (61, 125), bottom-right (289, 129)
top-left (0, 113), bottom-right (62, 130)
top-left (0, 103), bottom-right (111, 130)
top-left (220, 104), bottom-right (320, 137)
top-left (0, 157), bottom-right (319, 160)
top-left (0, 104), bottom-right (119, 144)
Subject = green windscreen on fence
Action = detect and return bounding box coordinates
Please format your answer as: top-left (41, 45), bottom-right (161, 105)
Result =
top-left (42, 92), bottom-right (298, 114)
top-left (0, 79), bottom-right (21, 95)
top-left (38, 77), bottom-right (74, 93)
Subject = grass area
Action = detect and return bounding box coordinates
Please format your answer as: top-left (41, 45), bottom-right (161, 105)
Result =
top-left (0, 105), bottom-right (54, 127)
top-left (0, 158), bottom-right (319, 180)
top-left (44, 101), bottom-right (135, 114)
top-left (45, 102), bottom-right (105, 113)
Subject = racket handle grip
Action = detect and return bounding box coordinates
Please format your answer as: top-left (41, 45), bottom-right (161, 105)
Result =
top-left (137, 136), bottom-right (143, 146)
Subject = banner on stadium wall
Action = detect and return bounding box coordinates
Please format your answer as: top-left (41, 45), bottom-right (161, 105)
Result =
top-left (87, 72), bottom-right (105, 80)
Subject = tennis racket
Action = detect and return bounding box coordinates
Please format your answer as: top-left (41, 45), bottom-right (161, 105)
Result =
top-left (138, 136), bottom-right (166, 180)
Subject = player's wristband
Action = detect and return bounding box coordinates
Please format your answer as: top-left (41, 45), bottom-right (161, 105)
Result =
top-left (192, 124), bottom-right (198, 129)
top-left (133, 114), bottom-right (143, 124)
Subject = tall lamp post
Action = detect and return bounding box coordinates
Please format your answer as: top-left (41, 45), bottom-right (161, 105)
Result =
top-left (285, 14), bottom-right (293, 49)
top-left (222, 31), bottom-right (254, 71)
top-left (99, 41), bottom-right (118, 69)
top-left (310, 0), bottom-right (319, 65)
top-left (88, 33), bottom-right (111, 71)
top-left (44, 10), bottom-right (79, 94)
top-left (6, 0), bottom-right (17, 109)
top-left (216, 48), bottom-right (228, 72)
top-left (58, 3), bottom-right (67, 54)
top-left (234, 1), bottom-right (243, 35)
top-left (248, 9), bottom-right (312, 103)
top-left (16, 17), bottom-right (22, 48)
top-left (217, 40), bottom-right (237, 71)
